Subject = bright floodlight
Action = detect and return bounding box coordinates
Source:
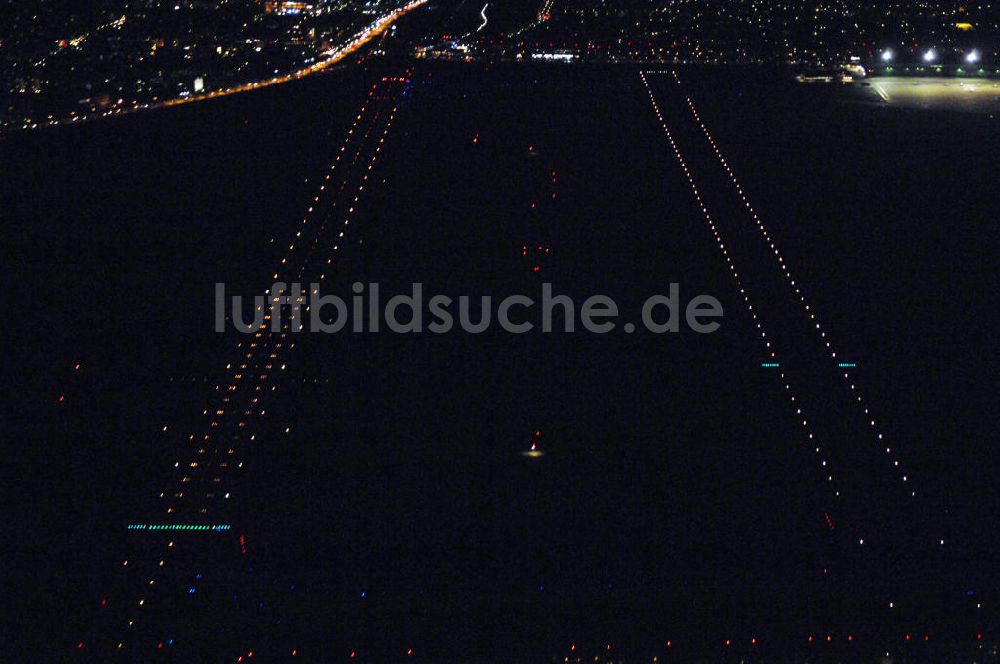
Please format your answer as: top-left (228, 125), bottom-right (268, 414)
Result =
top-left (966, 49), bottom-right (980, 63)
top-left (881, 49), bottom-right (893, 62)
top-left (923, 49), bottom-right (937, 62)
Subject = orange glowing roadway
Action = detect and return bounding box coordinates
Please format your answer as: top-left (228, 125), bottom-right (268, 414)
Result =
top-left (5, 0), bottom-right (426, 132)
top-left (161, 0), bottom-right (426, 109)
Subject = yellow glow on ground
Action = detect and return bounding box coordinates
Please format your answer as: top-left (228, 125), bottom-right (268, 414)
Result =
top-left (860, 77), bottom-right (1000, 113)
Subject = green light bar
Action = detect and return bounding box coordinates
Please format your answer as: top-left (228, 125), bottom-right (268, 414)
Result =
top-left (127, 524), bottom-right (231, 531)
top-left (760, 363), bottom-right (780, 368)
top-left (838, 363), bottom-right (857, 368)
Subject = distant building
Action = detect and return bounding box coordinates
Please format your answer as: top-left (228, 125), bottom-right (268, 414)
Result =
top-left (263, 1), bottom-right (314, 15)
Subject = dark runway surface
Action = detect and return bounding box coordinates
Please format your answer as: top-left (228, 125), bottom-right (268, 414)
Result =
top-left (3, 59), bottom-right (997, 661)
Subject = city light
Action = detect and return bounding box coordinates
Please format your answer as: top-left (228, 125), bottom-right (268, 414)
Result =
top-left (923, 49), bottom-right (937, 62)
top-left (881, 49), bottom-right (893, 62)
top-left (965, 50), bottom-right (980, 63)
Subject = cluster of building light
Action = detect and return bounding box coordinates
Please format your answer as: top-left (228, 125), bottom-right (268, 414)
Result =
top-left (3, 1), bottom-right (426, 133)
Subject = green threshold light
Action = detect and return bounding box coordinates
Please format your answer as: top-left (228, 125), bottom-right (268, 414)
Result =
top-left (127, 524), bottom-right (232, 531)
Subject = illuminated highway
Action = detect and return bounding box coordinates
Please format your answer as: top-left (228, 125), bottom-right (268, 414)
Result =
top-left (4, 0), bottom-right (426, 133)
top-left (476, 3), bottom-right (490, 33)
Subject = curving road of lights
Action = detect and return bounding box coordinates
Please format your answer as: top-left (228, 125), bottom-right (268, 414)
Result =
top-left (477, 3), bottom-right (490, 33)
top-left (2, 1), bottom-right (425, 133)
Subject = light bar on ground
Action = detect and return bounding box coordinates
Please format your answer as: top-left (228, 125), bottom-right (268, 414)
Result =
top-left (127, 524), bottom-right (232, 531)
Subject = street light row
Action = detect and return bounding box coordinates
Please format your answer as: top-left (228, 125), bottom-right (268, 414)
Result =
top-left (880, 48), bottom-right (981, 63)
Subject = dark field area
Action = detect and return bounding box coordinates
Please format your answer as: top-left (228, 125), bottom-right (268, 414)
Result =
top-left (3, 59), bottom-right (997, 661)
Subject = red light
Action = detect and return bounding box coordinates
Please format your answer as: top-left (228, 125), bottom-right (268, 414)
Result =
top-left (407, 648), bottom-right (413, 656)
top-left (157, 642), bottom-right (163, 649)
top-left (58, 395), bottom-right (65, 402)
top-left (100, 599), bottom-right (107, 606)
top-left (666, 640), bottom-right (672, 648)
top-left (827, 635), bottom-right (832, 642)
top-left (74, 364), bottom-right (81, 370)
top-left (848, 635), bottom-right (853, 641)
top-left (924, 635), bottom-right (929, 641)
top-left (905, 634), bottom-right (911, 641)
top-left (725, 639), bottom-right (730, 647)
top-left (977, 633), bottom-right (983, 640)
top-left (606, 643), bottom-right (612, 651)
top-left (807, 635), bottom-right (813, 642)
top-left (77, 642), bottom-right (84, 649)
top-left (751, 637), bottom-right (757, 645)
top-left (292, 650), bottom-right (298, 656)
top-left (570, 645), bottom-right (576, 651)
